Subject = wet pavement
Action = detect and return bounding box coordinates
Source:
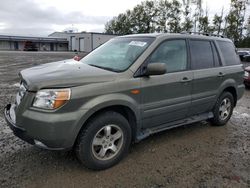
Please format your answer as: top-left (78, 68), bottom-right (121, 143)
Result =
top-left (0, 51), bottom-right (249, 188)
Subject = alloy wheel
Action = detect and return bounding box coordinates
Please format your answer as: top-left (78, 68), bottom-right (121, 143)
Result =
top-left (92, 124), bottom-right (123, 161)
top-left (219, 98), bottom-right (232, 121)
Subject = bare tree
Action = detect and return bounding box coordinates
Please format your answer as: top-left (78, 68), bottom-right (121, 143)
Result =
top-left (192, 0), bottom-right (203, 32)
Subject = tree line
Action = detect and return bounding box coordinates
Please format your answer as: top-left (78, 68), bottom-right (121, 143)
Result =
top-left (104, 0), bottom-right (250, 47)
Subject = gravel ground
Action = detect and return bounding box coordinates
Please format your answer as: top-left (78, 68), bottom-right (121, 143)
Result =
top-left (0, 51), bottom-right (249, 188)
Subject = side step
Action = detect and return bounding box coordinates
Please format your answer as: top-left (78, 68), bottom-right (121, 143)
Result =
top-left (136, 112), bottom-right (213, 141)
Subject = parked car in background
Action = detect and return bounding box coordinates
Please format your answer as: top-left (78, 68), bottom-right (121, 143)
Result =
top-left (242, 54), bottom-right (250, 62)
top-left (23, 41), bottom-right (38, 51)
top-left (73, 54), bottom-right (84, 61)
top-left (5, 33), bottom-right (244, 170)
top-left (237, 50), bottom-right (250, 61)
top-left (244, 66), bottom-right (250, 88)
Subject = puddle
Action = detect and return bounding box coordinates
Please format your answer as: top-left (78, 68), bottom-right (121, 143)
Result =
top-left (233, 110), bottom-right (250, 118)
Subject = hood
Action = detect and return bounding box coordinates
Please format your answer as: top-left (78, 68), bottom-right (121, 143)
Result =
top-left (20, 59), bottom-right (117, 91)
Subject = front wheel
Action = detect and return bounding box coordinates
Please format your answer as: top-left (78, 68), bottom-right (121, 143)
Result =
top-left (75, 111), bottom-right (131, 170)
top-left (210, 92), bottom-right (234, 126)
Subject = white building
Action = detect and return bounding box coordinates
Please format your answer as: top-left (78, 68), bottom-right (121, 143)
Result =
top-left (49, 32), bottom-right (117, 52)
top-left (0, 35), bottom-right (68, 51)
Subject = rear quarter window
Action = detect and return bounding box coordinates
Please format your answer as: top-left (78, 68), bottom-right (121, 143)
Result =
top-left (217, 41), bottom-right (240, 66)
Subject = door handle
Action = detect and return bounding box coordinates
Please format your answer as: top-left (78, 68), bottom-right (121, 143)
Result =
top-left (218, 72), bottom-right (225, 77)
top-left (181, 77), bottom-right (192, 83)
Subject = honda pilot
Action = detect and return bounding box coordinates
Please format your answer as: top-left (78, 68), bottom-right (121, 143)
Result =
top-left (4, 33), bottom-right (244, 170)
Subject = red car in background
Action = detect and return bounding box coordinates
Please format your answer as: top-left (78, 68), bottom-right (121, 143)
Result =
top-left (73, 55), bottom-right (82, 61)
top-left (23, 41), bottom-right (38, 51)
top-left (244, 66), bottom-right (250, 88)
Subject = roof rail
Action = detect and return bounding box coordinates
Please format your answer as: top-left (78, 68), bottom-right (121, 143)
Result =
top-left (180, 31), bottom-right (225, 38)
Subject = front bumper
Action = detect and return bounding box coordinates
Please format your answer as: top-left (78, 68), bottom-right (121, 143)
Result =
top-left (4, 104), bottom-right (35, 145)
top-left (4, 104), bottom-right (73, 150)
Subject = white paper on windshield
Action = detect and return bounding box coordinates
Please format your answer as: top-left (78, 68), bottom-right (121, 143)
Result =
top-left (129, 41), bottom-right (147, 47)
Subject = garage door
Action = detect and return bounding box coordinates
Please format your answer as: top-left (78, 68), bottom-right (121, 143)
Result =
top-left (71, 37), bottom-right (76, 51)
top-left (79, 38), bottom-right (84, 52)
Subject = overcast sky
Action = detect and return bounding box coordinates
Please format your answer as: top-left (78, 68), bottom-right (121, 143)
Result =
top-left (0, 0), bottom-right (242, 37)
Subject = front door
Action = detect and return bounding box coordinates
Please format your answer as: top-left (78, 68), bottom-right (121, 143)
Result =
top-left (141, 39), bottom-right (193, 128)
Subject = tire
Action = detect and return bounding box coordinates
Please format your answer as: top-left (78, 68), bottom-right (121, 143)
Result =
top-left (210, 92), bottom-right (234, 126)
top-left (75, 111), bottom-right (132, 170)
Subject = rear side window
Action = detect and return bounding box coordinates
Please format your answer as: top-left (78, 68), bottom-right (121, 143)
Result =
top-left (217, 41), bottom-right (239, 66)
top-left (190, 40), bottom-right (214, 69)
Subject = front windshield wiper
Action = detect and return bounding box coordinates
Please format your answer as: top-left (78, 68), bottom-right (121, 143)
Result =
top-left (88, 64), bottom-right (120, 72)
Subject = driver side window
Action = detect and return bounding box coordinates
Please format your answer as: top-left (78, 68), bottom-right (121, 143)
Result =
top-left (148, 40), bottom-right (187, 73)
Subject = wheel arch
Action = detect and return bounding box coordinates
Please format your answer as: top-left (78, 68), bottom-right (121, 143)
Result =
top-left (222, 86), bottom-right (237, 106)
top-left (217, 79), bottom-right (238, 107)
top-left (83, 105), bottom-right (137, 141)
top-left (73, 95), bottom-right (140, 147)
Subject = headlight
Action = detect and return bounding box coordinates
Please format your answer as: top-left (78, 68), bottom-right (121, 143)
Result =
top-left (33, 88), bottom-right (71, 110)
top-left (244, 71), bottom-right (249, 78)
top-left (19, 82), bottom-right (27, 99)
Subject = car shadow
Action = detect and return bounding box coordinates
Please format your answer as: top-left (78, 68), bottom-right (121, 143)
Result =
top-left (1, 120), bottom-right (210, 169)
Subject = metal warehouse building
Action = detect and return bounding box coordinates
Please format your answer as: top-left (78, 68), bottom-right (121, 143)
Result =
top-left (49, 32), bottom-right (116, 52)
top-left (0, 32), bottom-right (116, 52)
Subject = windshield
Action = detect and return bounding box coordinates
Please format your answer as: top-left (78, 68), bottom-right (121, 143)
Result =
top-left (80, 37), bottom-right (155, 72)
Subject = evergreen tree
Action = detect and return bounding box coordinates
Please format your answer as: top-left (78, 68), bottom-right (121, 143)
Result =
top-left (212, 8), bottom-right (224, 35)
top-left (105, 10), bottom-right (133, 35)
top-left (104, 0), bottom-right (250, 46)
top-left (156, 0), bottom-right (171, 32)
top-left (167, 0), bottom-right (182, 32)
top-left (182, 0), bottom-right (193, 32)
top-left (225, 0), bottom-right (248, 42)
top-left (247, 16), bottom-right (250, 37)
top-left (198, 16), bottom-right (209, 33)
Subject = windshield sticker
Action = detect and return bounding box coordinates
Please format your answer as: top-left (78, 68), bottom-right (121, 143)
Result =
top-left (129, 41), bottom-right (147, 47)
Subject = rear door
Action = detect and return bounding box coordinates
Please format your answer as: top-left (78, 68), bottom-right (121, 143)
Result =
top-left (188, 39), bottom-right (224, 116)
top-left (141, 39), bottom-right (193, 128)
top-left (216, 41), bottom-right (244, 98)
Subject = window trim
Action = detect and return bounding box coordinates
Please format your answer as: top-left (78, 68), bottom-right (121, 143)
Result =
top-left (211, 41), bottom-right (222, 67)
top-left (134, 38), bottom-right (190, 77)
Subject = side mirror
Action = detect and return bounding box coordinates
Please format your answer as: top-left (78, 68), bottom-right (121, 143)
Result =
top-left (143, 63), bottom-right (166, 76)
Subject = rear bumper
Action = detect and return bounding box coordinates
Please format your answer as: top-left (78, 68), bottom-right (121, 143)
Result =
top-left (4, 104), bottom-right (70, 151)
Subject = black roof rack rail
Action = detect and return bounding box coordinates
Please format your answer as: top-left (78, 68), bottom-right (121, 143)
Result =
top-left (180, 31), bottom-right (225, 38)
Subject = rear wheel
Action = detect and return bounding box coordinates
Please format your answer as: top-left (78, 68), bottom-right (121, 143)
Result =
top-left (75, 111), bottom-right (131, 170)
top-left (210, 92), bottom-right (234, 126)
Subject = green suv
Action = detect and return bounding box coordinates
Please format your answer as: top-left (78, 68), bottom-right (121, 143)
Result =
top-left (4, 33), bottom-right (244, 170)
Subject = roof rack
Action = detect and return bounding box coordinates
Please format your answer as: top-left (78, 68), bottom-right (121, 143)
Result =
top-left (180, 31), bottom-right (225, 38)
